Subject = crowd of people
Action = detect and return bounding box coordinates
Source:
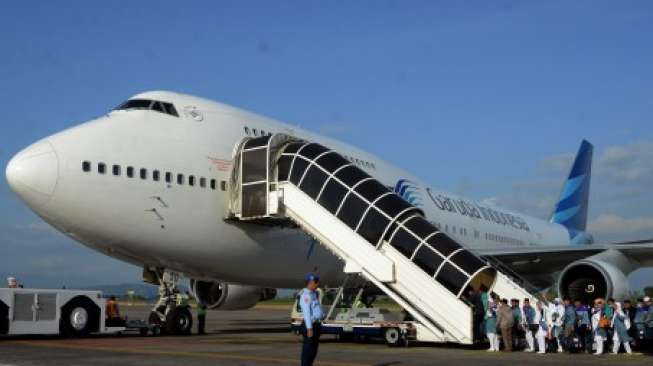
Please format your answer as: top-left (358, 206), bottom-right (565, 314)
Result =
top-left (467, 286), bottom-right (653, 355)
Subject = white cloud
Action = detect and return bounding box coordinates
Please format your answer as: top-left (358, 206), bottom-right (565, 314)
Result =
top-left (595, 141), bottom-right (653, 186)
top-left (589, 214), bottom-right (653, 235)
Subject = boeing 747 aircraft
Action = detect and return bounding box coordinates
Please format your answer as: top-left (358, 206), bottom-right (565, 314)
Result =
top-left (5, 91), bottom-right (653, 336)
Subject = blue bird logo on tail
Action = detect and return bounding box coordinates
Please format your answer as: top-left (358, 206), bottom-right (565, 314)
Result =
top-left (394, 179), bottom-right (422, 207)
top-left (550, 140), bottom-right (594, 244)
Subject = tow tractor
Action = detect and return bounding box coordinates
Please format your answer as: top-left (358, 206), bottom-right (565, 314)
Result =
top-left (0, 287), bottom-right (160, 337)
top-left (291, 277), bottom-right (427, 346)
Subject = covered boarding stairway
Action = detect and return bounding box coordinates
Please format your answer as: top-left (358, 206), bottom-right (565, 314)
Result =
top-left (227, 133), bottom-right (539, 344)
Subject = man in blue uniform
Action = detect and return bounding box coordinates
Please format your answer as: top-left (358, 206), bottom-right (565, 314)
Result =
top-left (299, 273), bottom-right (323, 366)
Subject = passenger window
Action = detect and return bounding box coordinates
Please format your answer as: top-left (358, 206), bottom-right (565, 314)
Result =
top-left (98, 163), bottom-right (106, 174)
top-left (252, 128), bottom-right (258, 136)
top-left (153, 170), bottom-right (160, 181)
top-left (210, 179), bottom-right (216, 190)
top-left (140, 168), bottom-right (147, 180)
top-left (177, 174), bottom-right (184, 185)
top-left (82, 161), bottom-right (91, 172)
top-left (199, 177), bottom-right (206, 188)
top-left (220, 180), bottom-right (226, 191)
top-left (165, 172), bottom-right (172, 183)
top-left (112, 165), bottom-right (121, 176)
top-left (244, 126), bottom-right (250, 135)
top-left (260, 130), bottom-right (266, 136)
top-left (189, 175), bottom-right (195, 186)
top-left (127, 166), bottom-right (134, 178)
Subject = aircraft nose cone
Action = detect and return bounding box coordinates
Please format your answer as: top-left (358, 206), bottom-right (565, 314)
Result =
top-left (6, 140), bottom-right (59, 207)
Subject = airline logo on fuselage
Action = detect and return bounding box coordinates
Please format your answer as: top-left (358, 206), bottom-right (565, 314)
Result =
top-left (425, 188), bottom-right (531, 232)
top-left (393, 179), bottom-right (423, 207)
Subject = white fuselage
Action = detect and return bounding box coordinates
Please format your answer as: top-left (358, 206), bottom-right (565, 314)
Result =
top-left (6, 91), bottom-right (570, 288)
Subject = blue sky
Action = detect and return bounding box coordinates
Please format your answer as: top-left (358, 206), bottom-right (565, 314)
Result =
top-left (1, 1), bottom-right (652, 290)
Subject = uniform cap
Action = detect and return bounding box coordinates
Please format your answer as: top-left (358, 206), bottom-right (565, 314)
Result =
top-left (305, 273), bottom-right (320, 283)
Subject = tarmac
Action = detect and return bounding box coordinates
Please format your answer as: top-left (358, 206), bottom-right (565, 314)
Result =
top-left (0, 304), bottom-right (651, 366)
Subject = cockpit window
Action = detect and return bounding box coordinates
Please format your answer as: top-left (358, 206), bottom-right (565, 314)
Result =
top-left (151, 101), bottom-right (165, 113)
top-left (116, 99), bottom-right (152, 110)
top-left (162, 102), bottom-right (179, 117)
top-left (114, 99), bottom-right (179, 117)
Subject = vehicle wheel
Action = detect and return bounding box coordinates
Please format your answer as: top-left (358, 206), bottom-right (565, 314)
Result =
top-left (384, 327), bottom-right (401, 346)
top-left (150, 324), bottom-right (161, 337)
top-left (60, 297), bottom-right (99, 337)
top-left (165, 306), bottom-right (193, 335)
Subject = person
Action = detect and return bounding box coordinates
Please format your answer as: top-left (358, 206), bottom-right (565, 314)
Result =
top-left (534, 301), bottom-right (548, 354)
top-left (548, 297), bottom-right (565, 352)
top-left (633, 298), bottom-right (647, 347)
top-left (197, 304), bottom-right (207, 335)
top-left (497, 298), bottom-right (515, 351)
top-left (605, 298), bottom-right (616, 349)
top-left (106, 295), bottom-right (125, 327)
top-left (510, 299), bottom-right (523, 350)
top-left (611, 302), bottom-right (633, 354)
top-left (623, 300), bottom-right (637, 346)
top-left (644, 296), bottom-right (653, 350)
top-left (479, 285), bottom-right (489, 343)
top-left (575, 300), bottom-right (591, 353)
top-left (521, 298), bottom-right (537, 352)
top-left (485, 294), bottom-right (499, 352)
top-left (591, 298), bottom-right (608, 355)
top-left (562, 297), bottom-right (576, 351)
top-left (469, 287), bottom-right (484, 343)
top-left (7, 277), bottom-right (17, 288)
top-left (299, 273), bottom-right (323, 366)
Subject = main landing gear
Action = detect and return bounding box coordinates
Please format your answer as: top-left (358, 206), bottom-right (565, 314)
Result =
top-left (144, 268), bottom-right (193, 335)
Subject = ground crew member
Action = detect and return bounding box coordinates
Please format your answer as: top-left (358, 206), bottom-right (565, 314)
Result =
top-left (106, 296), bottom-right (120, 318)
top-left (106, 296), bottom-right (125, 326)
top-left (197, 304), bottom-right (207, 335)
top-left (299, 273), bottom-right (323, 366)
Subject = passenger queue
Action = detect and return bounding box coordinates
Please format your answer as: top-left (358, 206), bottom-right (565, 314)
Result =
top-left (468, 286), bottom-right (653, 355)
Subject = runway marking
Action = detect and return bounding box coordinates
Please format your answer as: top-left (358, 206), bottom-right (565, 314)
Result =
top-left (7, 340), bottom-right (369, 366)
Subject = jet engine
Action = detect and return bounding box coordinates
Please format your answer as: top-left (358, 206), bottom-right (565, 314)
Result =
top-left (190, 280), bottom-right (274, 310)
top-left (557, 250), bottom-right (636, 304)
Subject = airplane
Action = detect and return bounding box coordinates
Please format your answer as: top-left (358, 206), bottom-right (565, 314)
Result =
top-left (5, 90), bottom-right (653, 334)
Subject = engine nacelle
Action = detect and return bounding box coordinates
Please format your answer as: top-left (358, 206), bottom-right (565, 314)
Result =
top-left (190, 280), bottom-right (269, 310)
top-left (557, 250), bottom-right (636, 303)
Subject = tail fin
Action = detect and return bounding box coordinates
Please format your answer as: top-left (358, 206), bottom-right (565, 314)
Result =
top-left (550, 140), bottom-right (593, 243)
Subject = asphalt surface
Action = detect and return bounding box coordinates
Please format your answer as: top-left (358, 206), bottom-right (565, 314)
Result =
top-left (1, 304), bottom-right (651, 366)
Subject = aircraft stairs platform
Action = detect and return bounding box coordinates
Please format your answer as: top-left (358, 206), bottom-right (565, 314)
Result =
top-left (226, 133), bottom-right (542, 344)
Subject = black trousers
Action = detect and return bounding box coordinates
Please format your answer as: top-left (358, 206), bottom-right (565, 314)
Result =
top-left (197, 314), bottom-right (206, 334)
top-left (301, 322), bottom-right (321, 366)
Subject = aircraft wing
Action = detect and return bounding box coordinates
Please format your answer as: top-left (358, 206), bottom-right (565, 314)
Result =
top-left (479, 240), bottom-right (653, 289)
